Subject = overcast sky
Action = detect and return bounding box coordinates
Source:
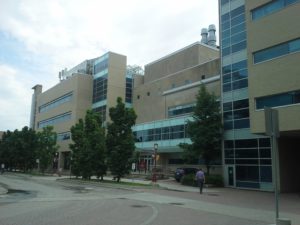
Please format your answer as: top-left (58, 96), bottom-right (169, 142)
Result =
top-left (0, 0), bottom-right (219, 131)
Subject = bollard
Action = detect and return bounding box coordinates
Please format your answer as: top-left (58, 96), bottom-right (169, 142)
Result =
top-left (277, 218), bottom-right (291, 225)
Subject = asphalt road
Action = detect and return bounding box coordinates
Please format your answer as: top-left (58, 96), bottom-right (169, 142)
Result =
top-left (0, 173), bottom-right (280, 225)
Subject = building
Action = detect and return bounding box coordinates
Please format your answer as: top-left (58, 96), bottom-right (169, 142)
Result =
top-left (132, 41), bottom-right (220, 173)
top-left (219, 0), bottom-right (300, 192)
top-left (30, 52), bottom-right (127, 170)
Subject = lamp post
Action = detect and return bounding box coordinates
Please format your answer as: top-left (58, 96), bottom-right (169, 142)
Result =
top-left (152, 143), bottom-right (158, 183)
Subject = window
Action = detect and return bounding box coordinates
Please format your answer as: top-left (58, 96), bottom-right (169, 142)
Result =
top-left (94, 59), bottom-right (108, 74)
top-left (253, 38), bottom-right (300, 63)
top-left (147, 92), bottom-right (150, 96)
top-left (126, 77), bottom-right (133, 103)
top-left (39, 92), bottom-right (73, 113)
top-left (168, 103), bottom-right (196, 117)
top-left (93, 106), bottom-right (106, 122)
top-left (201, 75), bottom-right (206, 80)
top-left (134, 124), bottom-right (187, 143)
top-left (256, 90), bottom-right (300, 109)
top-left (137, 95), bottom-right (140, 99)
top-left (57, 132), bottom-right (71, 141)
top-left (252, 0), bottom-right (299, 21)
top-left (38, 112), bottom-right (72, 128)
top-left (93, 75), bottom-right (108, 103)
top-left (223, 99), bottom-right (249, 130)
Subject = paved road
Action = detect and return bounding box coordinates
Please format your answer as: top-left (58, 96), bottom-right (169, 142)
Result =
top-left (0, 173), bottom-right (299, 225)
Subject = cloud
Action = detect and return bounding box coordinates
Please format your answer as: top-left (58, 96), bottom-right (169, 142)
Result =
top-left (0, 0), bottom-right (219, 130)
top-left (0, 64), bottom-right (33, 131)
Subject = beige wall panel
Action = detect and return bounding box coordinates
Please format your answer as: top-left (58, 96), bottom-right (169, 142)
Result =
top-left (250, 105), bottom-right (300, 134)
top-left (247, 3), bottom-right (300, 56)
top-left (144, 43), bottom-right (219, 83)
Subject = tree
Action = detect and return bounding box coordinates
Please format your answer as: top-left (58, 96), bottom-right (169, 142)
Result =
top-left (180, 85), bottom-right (222, 175)
top-left (70, 110), bottom-right (106, 179)
top-left (36, 126), bottom-right (59, 173)
top-left (106, 97), bottom-right (137, 182)
top-left (0, 127), bottom-right (38, 172)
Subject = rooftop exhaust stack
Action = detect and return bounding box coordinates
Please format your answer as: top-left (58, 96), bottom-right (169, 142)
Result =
top-left (201, 28), bottom-right (208, 45)
top-left (207, 24), bottom-right (217, 47)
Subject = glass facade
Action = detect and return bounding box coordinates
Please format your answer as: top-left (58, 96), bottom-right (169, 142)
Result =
top-left (39, 92), bottom-right (72, 113)
top-left (38, 112), bottom-right (72, 128)
top-left (256, 90), bottom-right (300, 109)
top-left (225, 138), bottom-right (272, 188)
top-left (220, 0), bottom-right (272, 190)
top-left (133, 124), bottom-right (187, 142)
top-left (253, 38), bottom-right (300, 63)
top-left (252, 0), bottom-right (300, 21)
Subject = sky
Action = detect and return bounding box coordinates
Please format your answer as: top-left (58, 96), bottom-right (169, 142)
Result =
top-left (0, 0), bottom-right (219, 131)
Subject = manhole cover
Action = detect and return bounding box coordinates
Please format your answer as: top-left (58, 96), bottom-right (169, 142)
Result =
top-left (131, 205), bottom-right (148, 208)
top-left (207, 193), bottom-right (219, 196)
top-left (169, 202), bottom-right (184, 205)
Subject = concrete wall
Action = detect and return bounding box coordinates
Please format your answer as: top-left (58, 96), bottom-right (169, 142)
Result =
top-left (35, 74), bottom-right (93, 153)
top-left (106, 52), bottom-right (127, 121)
top-left (246, 1), bottom-right (300, 134)
top-left (133, 59), bottom-right (220, 124)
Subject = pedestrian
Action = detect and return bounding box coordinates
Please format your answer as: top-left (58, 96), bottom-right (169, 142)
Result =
top-left (195, 168), bottom-right (205, 194)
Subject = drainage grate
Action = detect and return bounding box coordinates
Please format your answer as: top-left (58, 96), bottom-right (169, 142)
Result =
top-left (131, 205), bottom-right (148, 208)
top-left (207, 193), bottom-right (219, 196)
top-left (169, 202), bottom-right (184, 205)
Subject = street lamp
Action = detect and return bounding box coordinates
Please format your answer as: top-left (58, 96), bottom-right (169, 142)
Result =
top-left (152, 143), bottom-right (158, 183)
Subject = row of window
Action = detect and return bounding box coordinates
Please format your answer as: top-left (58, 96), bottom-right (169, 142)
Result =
top-left (39, 92), bottom-right (72, 113)
top-left (252, 0), bottom-right (299, 21)
top-left (168, 103), bottom-right (195, 118)
top-left (256, 90), bottom-right (300, 109)
top-left (93, 75), bottom-right (108, 103)
top-left (57, 132), bottom-right (71, 141)
top-left (38, 112), bottom-right (72, 128)
top-left (254, 38), bottom-right (300, 64)
top-left (133, 124), bottom-right (187, 142)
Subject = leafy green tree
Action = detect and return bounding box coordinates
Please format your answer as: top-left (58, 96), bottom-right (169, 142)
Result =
top-left (180, 85), bottom-right (222, 175)
top-left (0, 127), bottom-right (38, 172)
top-left (70, 119), bottom-right (85, 177)
top-left (19, 127), bottom-right (38, 171)
top-left (106, 97), bottom-right (137, 182)
top-left (70, 110), bottom-right (106, 179)
top-left (36, 126), bottom-right (59, 173)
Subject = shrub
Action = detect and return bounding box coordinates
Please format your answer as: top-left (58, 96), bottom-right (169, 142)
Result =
top-left (180, 174), bottom-right (224, 187)
top-left (180, 174), bottom-right (197, 186)
top-left (205, 174), bottom-right (224, 187)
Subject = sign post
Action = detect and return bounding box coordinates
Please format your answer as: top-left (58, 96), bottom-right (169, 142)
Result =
top-left (264, 107), bottom-right (281, 223)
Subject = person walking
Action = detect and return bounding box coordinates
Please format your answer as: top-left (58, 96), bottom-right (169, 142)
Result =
top-left (195, 168), bottom-right (205, 194)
